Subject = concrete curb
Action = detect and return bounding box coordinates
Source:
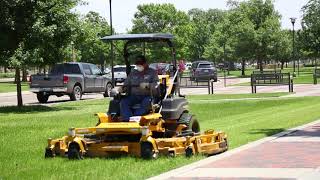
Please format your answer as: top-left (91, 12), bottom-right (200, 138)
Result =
top-left (0, 91), bottom-right (31, 96)
top-left (148, 119), bottom-right (320, 180)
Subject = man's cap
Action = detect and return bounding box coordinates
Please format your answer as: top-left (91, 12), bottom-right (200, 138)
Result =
top-left (135, 55), bottom-right (147, 65)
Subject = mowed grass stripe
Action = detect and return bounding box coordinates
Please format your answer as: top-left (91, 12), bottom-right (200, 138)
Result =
top-left (1, 96), bottom-right (320, 179)
top-left (191, 97), bottom-right (320, 148)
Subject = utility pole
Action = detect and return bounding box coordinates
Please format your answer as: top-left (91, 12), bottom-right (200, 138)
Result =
top-left (109, 0), bottom-right (115, 86)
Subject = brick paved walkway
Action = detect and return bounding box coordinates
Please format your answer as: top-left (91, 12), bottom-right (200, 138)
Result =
top-left (150, 120), bottom-right (320, 180)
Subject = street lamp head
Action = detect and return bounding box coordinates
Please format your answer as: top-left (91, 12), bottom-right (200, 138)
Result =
top-left (290, 17), bottom-right (297, 25)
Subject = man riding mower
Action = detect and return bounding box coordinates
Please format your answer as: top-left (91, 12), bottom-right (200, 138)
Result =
top-left (44, 33), bottom-right (228, 159)
top-left (115, 55), bottom-right (160, 122)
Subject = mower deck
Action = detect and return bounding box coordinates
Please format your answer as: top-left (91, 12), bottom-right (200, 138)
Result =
top-left (45, 119), bottom-right (227, 159)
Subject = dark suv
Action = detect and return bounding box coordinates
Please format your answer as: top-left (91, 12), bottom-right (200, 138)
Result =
top-left (191, 61), bottom-right (217, 82)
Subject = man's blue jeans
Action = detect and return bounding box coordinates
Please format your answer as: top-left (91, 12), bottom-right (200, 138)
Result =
top-left (120, 95), bottom-right (151, 121)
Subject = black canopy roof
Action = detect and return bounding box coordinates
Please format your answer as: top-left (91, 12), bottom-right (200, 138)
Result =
top-left (101, 33), bottom-right (173, 42)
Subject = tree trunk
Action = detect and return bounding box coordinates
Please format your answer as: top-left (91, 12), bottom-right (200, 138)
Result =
top-left (14, 71), bottom-right (19, 83)
top-left (15, 68), bottom-right (23, 107)
top-left (4, 66), bottom-right (7, 73)
top-left (241, 59), bottom-right (246, 76)
top-left (22, 68), bottom-right (28, 82)
top-left (281, 61), bottom-right (285, 70)
top-left (259, 59), bottom-right (263, 71)
top-left (285, 62), bottom-right (288, 68)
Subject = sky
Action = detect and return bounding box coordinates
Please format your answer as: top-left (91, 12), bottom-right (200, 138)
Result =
top-left (75, 0), bottom-right (309, 33)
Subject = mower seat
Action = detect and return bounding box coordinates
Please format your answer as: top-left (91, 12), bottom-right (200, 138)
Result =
top-left (161, 97), bottom-right (188, 120)
top-left (131, 103), bottom-right (143, 110)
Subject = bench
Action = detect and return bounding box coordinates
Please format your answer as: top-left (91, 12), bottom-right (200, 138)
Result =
top-left (313, 69), bottom-right (320, 84)
top-left (179, 76), bottom-right (214, 94)
top-left (251, 72), bottom-right (293, 93)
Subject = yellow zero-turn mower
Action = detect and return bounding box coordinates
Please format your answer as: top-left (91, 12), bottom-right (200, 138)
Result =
top-left (45, 34), bottom-right (228, 159)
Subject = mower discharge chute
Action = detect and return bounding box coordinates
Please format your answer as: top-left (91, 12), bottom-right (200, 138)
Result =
top-left (45, 34), bottom-right (228, 159)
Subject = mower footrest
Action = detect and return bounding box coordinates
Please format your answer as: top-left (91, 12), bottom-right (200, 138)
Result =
top-left (102, 145), bottom-right (129, 152)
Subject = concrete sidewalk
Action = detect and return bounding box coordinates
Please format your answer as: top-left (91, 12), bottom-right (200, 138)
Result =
top-left (0, 78), bottom-right (14, 82)
top-left (150, 120), bottom-right (320, 180)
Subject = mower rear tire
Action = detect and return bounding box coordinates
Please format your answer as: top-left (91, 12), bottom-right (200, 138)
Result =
top-left (224, 138), bottom-right (229, 151)
top-left (178, 113), bottom-right (200, 133)
top-left (141, 142), bottom-right (157, 159)
top-left (68, 143), bottom-right (82, 160)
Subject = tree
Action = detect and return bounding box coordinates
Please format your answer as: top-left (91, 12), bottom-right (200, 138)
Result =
top-left (188, 8), bottom-right (225, 60)
top-left (234, 0), bottom-right (282, 71)
top-left (271, 30), bottom-right (292, 69)
top-left (204, 5), bottom-right (255, 75)
top-left (301, 0), bottom-right (320, 61)
top-left (0, 0), bottom-right (80, 106)
top-left (204, 15), bottom-right (234, 63)
top-left (231, 15), bottom-right (256, 75)
top-left (131, 3), bottom-right (190, 61)
top-left (74, 11), bottom-right (110, 67)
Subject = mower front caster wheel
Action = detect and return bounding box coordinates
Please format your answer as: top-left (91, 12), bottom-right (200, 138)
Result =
top-left (45, 148), bottom-right (54, 158)
top-left (141, 142), bottom-right (158, 159)
top-left (68, 143), bottom-right (83, 160)
top-left (185, 147), bottom-right (194, 158)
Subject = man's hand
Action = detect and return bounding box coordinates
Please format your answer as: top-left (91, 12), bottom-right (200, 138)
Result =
top-left (139, 82), bottom-right (150, 89)
top-left (110, 87), bottom-right (124, 97)
top-left (110, 88), bottom-right (119, 97)
top-left (118, 86), bottom-right (124, 93)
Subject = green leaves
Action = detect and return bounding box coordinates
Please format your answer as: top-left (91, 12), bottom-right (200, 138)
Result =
top-left (0, 0), bottom-right (81, 67)
top-left (74, 11), bottom-right (110, 65)
top-left (301, 0), bottom-right (320, 57)
top-left (203, 0), bottom-right (283, 69)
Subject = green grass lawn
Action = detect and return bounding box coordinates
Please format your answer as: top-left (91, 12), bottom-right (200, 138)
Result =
top-left (1, 95), bottom-right (320, 179)
top-left (0, 72), bottom-right (15, 78)
top-left (0, 82), bottom-right (30, 93)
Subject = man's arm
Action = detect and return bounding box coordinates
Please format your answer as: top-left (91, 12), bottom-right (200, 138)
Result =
top-left (149, 69), bottom-right (160, 89)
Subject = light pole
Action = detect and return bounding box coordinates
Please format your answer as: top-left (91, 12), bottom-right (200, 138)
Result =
top-left (109, 0), bottom-right (115, 86)
top-left (290, 17), bottom-right (296, 76)
top-left (71, 41), bottom-right (75, 62)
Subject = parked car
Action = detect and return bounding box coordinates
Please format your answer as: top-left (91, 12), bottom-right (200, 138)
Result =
top-left (217, 63), bottom-right (226, 70)
top-left (149, 63), bottom-right (170, 75)
top-left (235, 63), bottom-right (242, 70)
top-left (113, 65), bottom-right (126, 85)
top-left (191, 61), bottom-right (217, 82)
top-left (30, 62), bottom-right (112, 103)
top-left (104, 67), bottom-right (111, 74)
top-left (185, 62), bottom-right (192, 70)
top-left (113, 65), bottom-right (136, 85)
